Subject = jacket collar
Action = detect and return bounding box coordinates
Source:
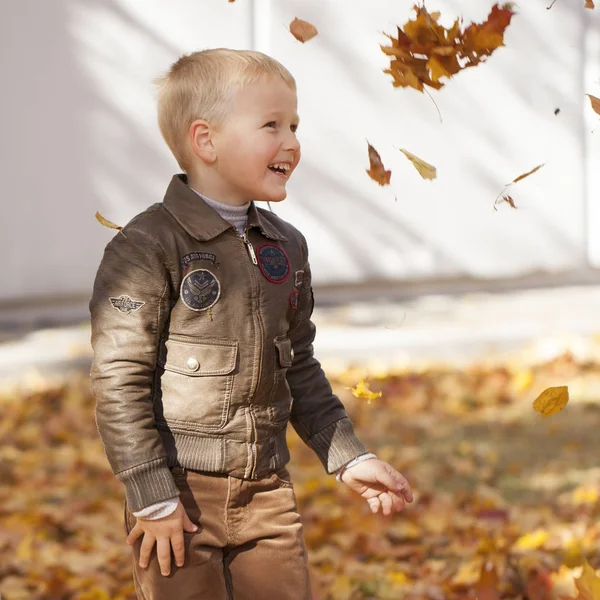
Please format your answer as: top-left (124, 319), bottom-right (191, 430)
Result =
top-left (163, 174), bottom-right (287, 242)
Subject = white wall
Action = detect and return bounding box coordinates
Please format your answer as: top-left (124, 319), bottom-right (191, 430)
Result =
top-left (1, 0), bottom-right (599, 305)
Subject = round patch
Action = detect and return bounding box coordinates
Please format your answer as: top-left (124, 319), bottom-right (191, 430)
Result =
top-left (256, 244), bottom-right (290, 283)
top-left (289, 289), bottom-right (299, 310)
top-left (180, 269), bottom-right (221, 312)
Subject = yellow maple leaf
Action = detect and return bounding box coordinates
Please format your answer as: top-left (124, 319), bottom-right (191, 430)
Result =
top-left (399, 148), bottom-right (437, 180)
top-left (348, 380), bottom-right (382, 401)
top-left (532, 386), bottom-right (569, 417)
top-left (514, 529), bottom-right (549, 551)
top-left (575, 560), bottom-right (600, 600)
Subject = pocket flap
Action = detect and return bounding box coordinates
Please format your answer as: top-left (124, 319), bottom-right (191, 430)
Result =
top-left (274, 336), bottom-right (293, 368)
top-left (160, 339), bottom-right (238, 376)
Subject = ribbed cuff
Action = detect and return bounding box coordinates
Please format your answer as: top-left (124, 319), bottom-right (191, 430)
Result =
top-left (118, 457), bottom-right (180, 512)
top-left (306, 417), bottom-right (369, 473)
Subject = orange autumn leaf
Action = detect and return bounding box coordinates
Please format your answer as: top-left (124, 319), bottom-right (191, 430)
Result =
top-left (509, 163), bottom-right (545, 185)
top-left (532, 386), bottom-right (569, 418)
top-left (585, 0), bottom-right (595, 9)
top-left (290, 18), bottom-right (318, 43)
top-left (95, 211), bottom-right (123, 232)
top-left (587, 94), bottom-right (600, 116)
top-left (366, 143), bottom-right (391, 186)
top-left (382, 3), bottom-right (515, 92)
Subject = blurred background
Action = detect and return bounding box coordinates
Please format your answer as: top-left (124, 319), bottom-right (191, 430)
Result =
top-left (2, 1), bottom-right (600, 599)
top-left (1, 0), bottom-right (600, 376)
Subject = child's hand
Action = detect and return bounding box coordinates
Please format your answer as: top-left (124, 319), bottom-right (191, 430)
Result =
top-left (340, 459), bottom-right (413, 516)
top-left (126, 500), bottom-right (198, 576)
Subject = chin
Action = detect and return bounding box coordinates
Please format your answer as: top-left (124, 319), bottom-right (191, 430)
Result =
top-left (257, 189), bottom-right (287, 203)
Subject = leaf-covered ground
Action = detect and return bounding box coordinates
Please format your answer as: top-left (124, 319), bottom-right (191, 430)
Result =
top-left (1, 352), bottom-right (600, 599)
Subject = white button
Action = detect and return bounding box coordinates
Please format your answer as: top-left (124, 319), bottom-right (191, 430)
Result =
top-left (186, 357), bottom-right (200, 371)
top-left (290, 349), bottom-right (295, 361)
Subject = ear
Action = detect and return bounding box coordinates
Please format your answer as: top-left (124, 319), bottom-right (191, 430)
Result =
top-left (189, 119), bottom-right (217, 164)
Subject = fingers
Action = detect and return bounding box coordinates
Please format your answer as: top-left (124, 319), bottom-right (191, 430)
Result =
top-left (376, 466), bottom-right (414, 504)
top-left (367, 497), bottom-right (380, 514)
top-left (182, 512), bottom-right (199, 533)
top-left (391, 491), bottom-right (406, 513)
top-left (156, 537), bottom-right (172, 576)
top-left (380, 492), bottom-right (393, 516)
top-left (171, 530), bottom-right (186, 569)
top-left (126, 523), bottom-right (143, 546)
top-left (139, 532), bottom-right (156, 570)
top-left (368, 491), bottom-right (406, 516)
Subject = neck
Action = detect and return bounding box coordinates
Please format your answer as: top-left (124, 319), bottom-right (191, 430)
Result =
top-left (187, 171), bottom-right (250, 207)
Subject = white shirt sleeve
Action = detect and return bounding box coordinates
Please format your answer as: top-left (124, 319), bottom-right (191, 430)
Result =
top-left (132, 496), bottom-right (179, 520)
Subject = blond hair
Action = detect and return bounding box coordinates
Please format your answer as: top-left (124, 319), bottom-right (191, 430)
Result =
top-left (154, 48), bottom-right (296, 171)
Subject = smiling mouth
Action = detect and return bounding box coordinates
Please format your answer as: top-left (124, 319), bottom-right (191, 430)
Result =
top-left (268, 162), bottom-right (291, 177)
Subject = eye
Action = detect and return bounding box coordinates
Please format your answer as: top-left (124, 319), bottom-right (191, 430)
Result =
top-left (290, 124), bottom-right (298, 133)
top-left (264, 121), bottom-right (277, 128)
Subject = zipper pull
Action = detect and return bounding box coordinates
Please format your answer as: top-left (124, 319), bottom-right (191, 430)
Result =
top-left (242, 233), bottom-right (258, 265)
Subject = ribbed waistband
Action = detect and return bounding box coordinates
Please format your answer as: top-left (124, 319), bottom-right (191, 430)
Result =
top-left (158, 426), bottom-right (291, 480)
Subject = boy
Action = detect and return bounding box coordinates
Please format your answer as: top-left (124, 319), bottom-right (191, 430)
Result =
top-left (90, 48), bottom-right (413, 600)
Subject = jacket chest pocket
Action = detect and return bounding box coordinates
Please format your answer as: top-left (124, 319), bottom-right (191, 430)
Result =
top-left (268, 336), bottom-right (294, 426)
top-left (158, 337), bottom-right (238, 431)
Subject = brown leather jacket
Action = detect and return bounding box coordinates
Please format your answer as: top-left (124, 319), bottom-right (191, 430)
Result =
top-left (90, 175), bottom-right (367, 511)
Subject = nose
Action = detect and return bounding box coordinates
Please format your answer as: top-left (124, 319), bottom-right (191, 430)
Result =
top-left (283, 130), bottom-right (300, 153)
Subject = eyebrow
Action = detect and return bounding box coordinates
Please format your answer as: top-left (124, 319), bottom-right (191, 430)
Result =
top-left (265, 111), bottom-right (300, 124)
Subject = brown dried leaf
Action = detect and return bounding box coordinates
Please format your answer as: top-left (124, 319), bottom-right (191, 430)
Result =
top-left (399, 148), bottom-right (437, 180)
top-left (587, 94), bottom-right (600, 115)
top-left (509, 163), bottom-right (545, 185)
top-left (382, 4), bottom-right (515, 92)
top-left (585, 0), bottom-right (595, 9)
top-left (366, 143), bottom-right (391, 186)
top-left (290, 18), bottom-right (318, 43)
top-left (500, 194), bottom-right (517, 209)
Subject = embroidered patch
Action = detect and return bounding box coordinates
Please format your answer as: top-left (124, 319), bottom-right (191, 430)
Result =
top-left (256, 244), bottom-right (290, 283)
top-left (109, 295), bottom-right (145, 314)
top-left (289, 289), bottom-right (299, 310)
top-left (294, 270), bottom-right (304, 287)
top-left (181, 269), bottom-right (221, 312)
top-left (180, 251), bottom-right (220, 271)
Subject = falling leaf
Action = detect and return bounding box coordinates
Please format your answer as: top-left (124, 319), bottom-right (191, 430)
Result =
top-left (399, 149), bottom-right (437, 180)
top-left (348, 380), bottom-right (383, 401)
top-left (382, 4), bottom-right (515, 92)
top-left (574, 561), bottom-right (600, 599)
top-left (95, 211), bottom-right (123, 232)
top-left (587, 94), bottom-right (600, 116)
top-left (585, 0), bottom-right (595, 9)
top-left (366, 143), bottom-right (391, 186)
top-left (500, 194), bottom-right (517, 209)
top-left (508, 163), bottom-right (545, 185)
top-left (494, 163), bottom-right (544, 209)
top-left (289, 18), bottom-right (318, 43)
top-left (532, 386), bottom-right (569, 418)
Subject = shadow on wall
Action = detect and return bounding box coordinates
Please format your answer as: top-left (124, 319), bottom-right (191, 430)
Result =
top-left (0, 0), bottom-right (176, 305)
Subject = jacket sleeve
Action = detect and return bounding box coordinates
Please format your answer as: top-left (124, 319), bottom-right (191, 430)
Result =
top-left (286, 236), bottom-right (369, 474)
top-left (89, 226), bottom-right (180, 512)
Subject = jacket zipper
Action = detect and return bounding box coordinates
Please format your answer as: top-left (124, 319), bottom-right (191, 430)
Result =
top-left (237, 228), bottom-right (262, 478)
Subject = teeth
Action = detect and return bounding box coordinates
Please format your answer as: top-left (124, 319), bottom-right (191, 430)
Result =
top-left (269, 163), bottom-right (290, 172)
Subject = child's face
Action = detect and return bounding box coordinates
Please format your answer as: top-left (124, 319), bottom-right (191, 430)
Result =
top-left (210, 76), bottom-right (301, 204)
